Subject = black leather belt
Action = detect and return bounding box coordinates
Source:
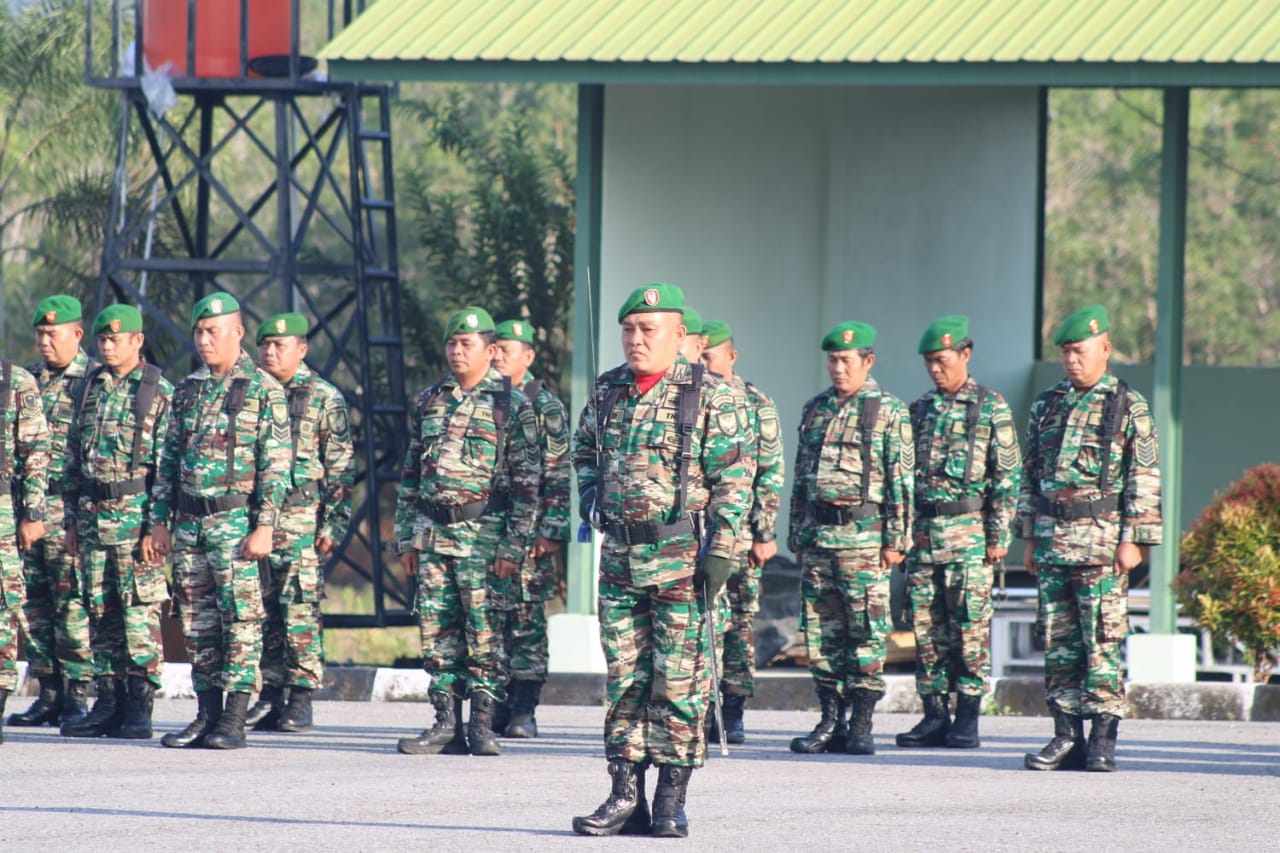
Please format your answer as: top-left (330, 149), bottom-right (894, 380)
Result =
top-left (419, 493), bottom-right (510, 525)
top-left (81, 477), bottom-right (149, 501)
top-left (600, 515), bottom-right (694, 546)
top-left (283, 480), bottom-right (321, 508)
top-left (807, 501), bottom-right (880, 525)
top-left (916, 497), bottom-right (984, 519)
top-left (177, 492), bottom-right (250, 515)
top-left (1038, 494), bottom-right (1121, 521)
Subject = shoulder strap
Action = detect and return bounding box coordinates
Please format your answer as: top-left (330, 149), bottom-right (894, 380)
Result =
top-left (75, 365), bottom-right (109, 422)
top-left (223, 377), bottom-right (250, 482)
top-left (858, 395), bottom-right (882, 501)
top-left (674, 363), bottom-right (705, 518)
top-left (1099, 380), bottom-right (1129, 495)
top-left (416, 378), bottom-right (447, 418)
top-left (908, 396), bottom-right (930, 474)
top-left (131, 364), bottom-right (163, 471)
top-left (799, 396), bottom-right (822, 437)
top-left (0, 360), bottom-right (10, 474)
top-left (594, 381), bottom-right (627, 480)
top-left (286, 376), bottom-right (317, 468)
top-left (492, 375), bottom-right (512, 481)
top-left (963, 385), bottom-right (989, 484)
top-left (524, 378), bottom-right (544, 403)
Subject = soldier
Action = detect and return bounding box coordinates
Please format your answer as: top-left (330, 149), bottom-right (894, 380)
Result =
top-left (243, 313), bottom-right (354, 733)
top-left (149, 292), bottom-right (291, 750)
top-left (0, 357), bottom-right (51, 744)
top-left (678, 306), bottom-right (706, 364)
top-left (489, 318), bottom-right (570, 739)
top-left (571, 283), bottom-right (754, 839)
top-left (699, 319), bottom-right (785, 744)
top-left (8, 295), bottom-right (95, 731)
top-left (788, 321), bottom-right (913, 757)
top-left (1020, 305), bottom-right (1160, 773)
top-left (896, 316), bottom-right (1020, 750)
top-left (394, 307), bottom-right (542, 758)
top-left (61, 305), bottom-right (172, 739)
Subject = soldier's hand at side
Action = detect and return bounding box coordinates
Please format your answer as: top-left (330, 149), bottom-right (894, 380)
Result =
top-left (150, 525), bottom-right (172, 558)
top-left (530, 536), bottom-right (558, 559)
top-left (879, 548), bottom-right (905, 572)
top-left (749, 540), bottom-right (777, 569)
top-left (17, 520), bottom-right (45, 551)
top-left (494, 557), bottom-right (518, 579)
top-left (401, 550), bottom-right (419, 577)
top-left (1114, 542), bottom-right (1143, 574)
top-left (315, 536), bottom-right (335, 557)
top-left (65, 523), bottom-right (78, 556)
top-left (1023, 538), bottom-right (1037, 577)
top-left (240, 525), bottom-right (274, 560)
top-left (985, 545), bottom-right (1008, 566)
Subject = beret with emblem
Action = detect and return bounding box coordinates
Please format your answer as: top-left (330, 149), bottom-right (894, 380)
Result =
top-left (822, 321), bottom-right (877, 352)
top-left (703, 319), bottom-right (733, 348)
top-left (190, 291), bottom-right (241, 330)
top-left (1053, 304), bottom-right (1109, 346)
top-left (93, 304), bottom-right (143, 335)
top-left (682, 306), bottom-right (704, 336)
top-left (257, 312), bottom-right (309, 344)
top-left (443, 306), bottom-right (495, 342)
top-left (32, 294), bottom-right (82, 328)
top-left (616, 282), bottom-right (686, 324)
top-left (495, 319), bottom-right (534, 344)
top-left (918, 315), bottom-right (970, 354)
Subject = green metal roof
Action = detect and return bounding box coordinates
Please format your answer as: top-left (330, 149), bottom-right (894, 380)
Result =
top-left (322, 0), bottom-right (1280, 85)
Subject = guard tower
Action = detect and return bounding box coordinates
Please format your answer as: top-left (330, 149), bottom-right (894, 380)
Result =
top-left (84, 1), bottom-right (413, 628)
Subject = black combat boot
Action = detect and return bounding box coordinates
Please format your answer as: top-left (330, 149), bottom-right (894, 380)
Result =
top-left (62, 677), bottom-right (125, 738)
top-left (466, 690), bottom-right (502, 756)
top-left (790, 686), bottom-right (844, 754)
top-left (244, 685), bottom-right (286, 731)
top-left (397, 691), bottom-right (468, 755)
top-left (492, 691), bottom-right (512, 736)
top-left (1085, 714), bottom-right (1120, 772)
top-left (277, 687), bottom-right (314, 732)
top-left (0, 687), bottom-right (8, 744)
top-left (722, 692), bottom-right (747, 745)
top-left (650, 765), bottom-right (692, 838)
top-left (7, 675), bottom-right (61, 727)
top-left (116, 677), bottom-right (156, 740)
top-left (61, 680), bottom-right (90, 727)
top-left (896, 693), bottom-right (950, 748)
top-left (1024, 709), bottom-right (1087, 771)
top-left (504, 680), bottom-right (542, 739)
top-left (945, 693), bottom-right (983, 749)
top-left (618, 764), bottom-right (652, 835)
top-left (204, 692), bottom-right (250, 750)
top-left (572, 759), bottom-right (643, 836)
top-left (845, 688), bottom-right (882, 755)
top-left (161, 689), bottom-right (223, 748)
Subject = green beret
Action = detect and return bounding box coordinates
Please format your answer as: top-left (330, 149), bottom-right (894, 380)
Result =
top-left (703, 319), bottom-right (733, 348)
top-left (92, 304), bottom-right (143, 335)
top-left (32, 295), bottom-right (82, 327)
top-left (682, 306), bottom-right (704, 336)
top-left (616, 282), bottom-right (685, 323)
top-left (191, 291), bottom-right (240, 330)
top-left (822, 321), bottom-right (876, 352)
top-left (257, 312), bottom-right (309, 344)
top-left (918, 315), bottom-right (970, 354)
top-left (495, 319), bottom-right (534, 344)
top-left (443, 306), bottom-right (495, 342)
top-left (1053, 304), bottom-right (1110, 346)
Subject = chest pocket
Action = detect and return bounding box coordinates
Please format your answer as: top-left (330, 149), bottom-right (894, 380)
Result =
top-left (461, 409), bottom-right (499, 472)
top-left (835, 422), bottom-right (864, 476)
top-left (1073, 433), bottom-right (1109, 480)
top-left (647, 420), bottom-right (681, 483)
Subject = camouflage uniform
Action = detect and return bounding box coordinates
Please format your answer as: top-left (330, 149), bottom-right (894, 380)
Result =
top-left (572, 359), bottom-right (755, 769)
top-left (259, 364), bottom-right (354, 693)
top-left (1017, 372), bottom-right (1162, 719)
top-left (20, 350), bottom-right (95, 687)
top-left (152, 352), bottom-right (291, 694)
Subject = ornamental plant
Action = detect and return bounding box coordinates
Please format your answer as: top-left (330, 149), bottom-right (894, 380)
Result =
top-left (1175, 463), bottom-right (1280, 682)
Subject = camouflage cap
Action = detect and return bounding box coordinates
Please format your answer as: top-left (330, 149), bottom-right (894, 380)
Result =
top-left (822, 321), bottom-right (876, 352)
top-left (682, 306), bottom-right (704, 336)
top-left (257, 312), bottom-right (309, 344)
top-left (92, 304), bottom-right (143, 335)
top-left (616, 282), bottom-right (685, 324)
top-left (703, 319), bottom-right (733, 348)
top-left (443, 306), bottom-right (495, 342)
top-left (495, 319), bottom-right (534, 344)
top-left (1053, 304), bottom-right (1110, 346)
top-left (32, 294), bottom-right (82, 327)
top-left (918, 315), bottom-right (970, 354)
top-left (191, 291), bottom-right (240, 330)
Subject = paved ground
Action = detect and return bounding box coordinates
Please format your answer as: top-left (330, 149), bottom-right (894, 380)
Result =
top-left (3, 700), bottom-right (1277, 851)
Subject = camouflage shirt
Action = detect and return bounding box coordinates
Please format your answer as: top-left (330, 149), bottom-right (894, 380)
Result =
top-left (395, 367), bottom-right (542, 565)
top-left (723, 374), bottom-right (786, 542)
top-left (280, 364), bottom-right (356, 543)
top-left (64, 360), bottom-right (173, 546)
top-left (0, 362), bottom-right (51, 520)
top-left (518, 373), bottom-right (572, 543)
top-left (151, 352), bottom-right (292, 529)
top-left (788, 377), bottom-right (914, 553)
top-left (1016, 371), bottom-right (1162, 565)
top-left (571, 359), bottom-right (756, 588)
top-left (909, 377), bottom-right (1021, 563)
top-left (29, 349), bottom-right (97, 523)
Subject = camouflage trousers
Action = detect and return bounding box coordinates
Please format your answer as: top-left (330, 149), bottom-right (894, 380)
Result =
top-left (717, 561), bottom-right (762, 696)
top-left (599, 575), bottom-right (710, 768)
top-left (80, 529), bottom-right (167, 688)
top-left (499, 601), bottom-right (548, 683)
top-left (259, 507), bottom-right (324, 690)
top-left (21, 521), bottom-right (93, 682)
top-left (0, 503), bottom-right (25, 690)
top-left (907, 559), bottom-right (994, 697)
top-left (415, 549), bottom-right (505, 700)
top-left (171, 508), bottom-right (265, 694)
top-left (800, 547), bottom-right (891, 695)
top-left (1038, 563), bottom-right (1130, 718)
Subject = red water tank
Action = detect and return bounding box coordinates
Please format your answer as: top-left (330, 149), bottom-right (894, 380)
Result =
top-left (142, 0), bottom-right (293, 78)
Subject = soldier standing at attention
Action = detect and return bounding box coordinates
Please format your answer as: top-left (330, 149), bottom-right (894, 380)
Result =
top-left (788, 321), bottom-right (913, 757)
top-left (0, 357), bottom-right (51, 743)
top-left (243, 313), bottom-right (354, 733)
top-left (150, 292), bottom-right (292, 750)
top-left (571, 283), bottom-right (754, 839)
top-left (490, 318), bottom-right (570, 739)
top-left (8, 295), bottom-right (95, 731)
top-left (699, 319), bottom-right (785, 744)
top-left (1021, 305), bottom-right (1160, 773)
top-left (896, 316), bottom-right (1020, 750)
top-left (394, 307), bottom-right (542, 758)
top-left (62, 305), bottom-right (173, 740)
